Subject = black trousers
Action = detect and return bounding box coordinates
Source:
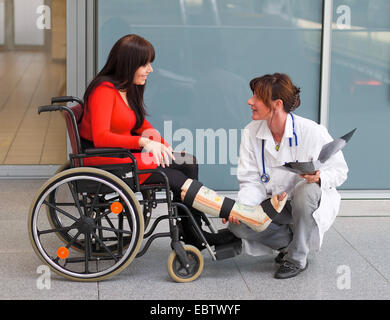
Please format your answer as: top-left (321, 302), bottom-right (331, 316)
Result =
top-left (142, 152), bottom-right (207, 245)
top-left (143, 152), bottom-right (198, 202)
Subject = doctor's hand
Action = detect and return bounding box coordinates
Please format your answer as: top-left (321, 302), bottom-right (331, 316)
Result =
top-left (222, 192), bottom-right (287, 225)
top-left (222, 216), bottom-right (240, 225)
top-left (299, 170), bottom-right (321, 184)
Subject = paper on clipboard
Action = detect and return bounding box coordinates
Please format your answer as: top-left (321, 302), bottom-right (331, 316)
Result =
top-left (277, 128), bottom-right (356, 175)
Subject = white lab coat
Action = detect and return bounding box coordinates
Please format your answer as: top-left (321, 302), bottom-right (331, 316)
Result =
top-left (236, 114), bottom-right (348, 256)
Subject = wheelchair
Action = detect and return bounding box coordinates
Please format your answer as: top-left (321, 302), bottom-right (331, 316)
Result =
top-left (28, 96), bottom-right (241, 282)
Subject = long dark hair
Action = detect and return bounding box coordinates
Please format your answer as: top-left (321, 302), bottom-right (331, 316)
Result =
top-left (83, 34), bottom-right (155, 129)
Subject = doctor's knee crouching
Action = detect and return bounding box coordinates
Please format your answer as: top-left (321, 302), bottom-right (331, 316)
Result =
top-left (229, 181), bottom-right (321, 268)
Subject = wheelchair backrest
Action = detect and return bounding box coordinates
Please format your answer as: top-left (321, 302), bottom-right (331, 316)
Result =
top-left (63, 103), bottom-right (84, 167)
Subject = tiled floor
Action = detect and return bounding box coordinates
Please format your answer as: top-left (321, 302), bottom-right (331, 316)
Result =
top-left (0, 179), bottom-right (389, 300)
top-left (0, 51), bottom-right (67, 165)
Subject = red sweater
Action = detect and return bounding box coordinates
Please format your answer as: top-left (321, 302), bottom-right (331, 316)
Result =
top-left (79, 82), bottom-right (169, 184)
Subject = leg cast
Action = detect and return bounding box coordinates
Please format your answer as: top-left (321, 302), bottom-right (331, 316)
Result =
top-left (181, 179), bottom-right (288, 232)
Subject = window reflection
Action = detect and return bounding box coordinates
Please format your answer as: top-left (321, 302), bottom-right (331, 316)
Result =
top-left (97, 0), bottom-right (323, 189)
top-left (330, 0), bottom-right (390, 189)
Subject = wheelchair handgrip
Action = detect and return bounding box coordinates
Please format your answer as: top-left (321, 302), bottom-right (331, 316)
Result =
top-left (38, 105), bottom-right (64, 114)
top-left (51, 96), bottom-right (83, 106)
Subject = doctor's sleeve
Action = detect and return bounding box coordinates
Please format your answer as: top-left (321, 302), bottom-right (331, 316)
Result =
top-left (320, 152), bottom-right (348, 189)
top-left (318, 128), bottom-right (349, 189)
top-left (236, 127), bottom-right (267, 206)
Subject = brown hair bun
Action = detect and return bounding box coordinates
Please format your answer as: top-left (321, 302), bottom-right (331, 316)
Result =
top-left (249, 73), bottom-right (301, 113)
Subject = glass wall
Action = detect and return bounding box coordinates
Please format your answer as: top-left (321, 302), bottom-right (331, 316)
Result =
top-left (98, 0), bottom-right (322, 190)
top-left (97, 0), bottom-right (324, 190)
top-left (0, 0), bottom-right (67, 166)
top-left (329, 0), bottom-right (390, 189)
top-left (0, 1), bottom-right (4, 45)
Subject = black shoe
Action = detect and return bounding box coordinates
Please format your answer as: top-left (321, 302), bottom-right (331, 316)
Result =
top-left (203, 228), bottom-right (240, 247)
top-left (177, 221), bottom-right (204, 250)
top-left (274, 251), bottom-right (287, 264)
top-left (274, 260), bottom-right (308, 279)
top-left (179, 223), bottom-right (240, 251)
top-left (177, 205), bottom-right (240, 250)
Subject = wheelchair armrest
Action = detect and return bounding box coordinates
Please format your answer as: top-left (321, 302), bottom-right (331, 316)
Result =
top-left (73, 147), bottom-right (141, 190)
top-left (84, 147), bottom-right (137, 160)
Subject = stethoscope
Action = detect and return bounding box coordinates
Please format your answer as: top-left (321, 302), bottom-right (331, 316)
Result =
top-left (260, 113), bottom-right (298, 183)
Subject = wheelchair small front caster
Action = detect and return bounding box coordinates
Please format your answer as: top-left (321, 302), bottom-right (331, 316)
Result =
top-left (167, 245), bottom-right (204, 283)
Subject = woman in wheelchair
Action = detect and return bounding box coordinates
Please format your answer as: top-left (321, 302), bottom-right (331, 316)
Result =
top-left (78, 34), bottom-right (239, 250)
top-left (79, 34), bottom-right (288, 252)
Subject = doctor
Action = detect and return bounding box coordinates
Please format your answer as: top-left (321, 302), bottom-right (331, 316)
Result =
top-left (226, 73), bottom-right (348, 279)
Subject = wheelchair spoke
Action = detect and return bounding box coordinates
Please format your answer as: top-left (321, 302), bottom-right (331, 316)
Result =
top-left (53, 230), bottom-right (82, 264)
top-left (94, 225), bottom-right (133, 235)
top-left (94, 209), bottom-right (111, 223)
top-left (50, 202), bottom-right (78, 207)
top-left (101, 215), bottom-right (120, 243)
top-left (81, 194), bottom-right (89, 216)
top-left (43, 200), bottom-right (79, 222)
top-left (38, 225), bottom-right (77, 236)
top-left (67, 181), bottom-right (85, 217)
top-left (84, 232), bottom-right (91, 273)
top-left (88, 183), bottom-right (102, 216)
top-left (66, 230), bottom-right (82, 249)
top-left (104, 215), bottom-right (117, 233)
top-left (91, 232), bottom-right (118, 262)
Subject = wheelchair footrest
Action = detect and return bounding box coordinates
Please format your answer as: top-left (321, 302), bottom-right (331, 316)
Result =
top-left (214, 239), bottom-right (242, 260)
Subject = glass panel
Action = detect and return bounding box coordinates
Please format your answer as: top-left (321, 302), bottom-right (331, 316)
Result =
top-left (329, 0), bottom-right (390, 189)
top-left (97, 0), bottom-right (323, 190)
top-left (0, 1), bottom-right (4, 45)
top-left (14, 0), bottom-right (44, 45)
top-left (0, 0), bottom-right (67, 165)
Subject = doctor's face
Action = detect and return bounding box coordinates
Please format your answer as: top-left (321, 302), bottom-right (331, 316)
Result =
top-left (247, 94), bottom-right (271, 121)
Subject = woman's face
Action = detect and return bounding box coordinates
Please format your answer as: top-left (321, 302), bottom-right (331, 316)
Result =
top-left (247, 94), bottom-right (271, 121)
top-left (133, 62), bottom-right (153, 85)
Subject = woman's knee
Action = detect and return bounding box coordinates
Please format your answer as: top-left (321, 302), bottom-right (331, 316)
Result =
top-left (188, 153), bottom-right (197, 165)
top-left (173, 152), bottom-right (197, 165)
top-left (172, 152), bottom-right (198, 180)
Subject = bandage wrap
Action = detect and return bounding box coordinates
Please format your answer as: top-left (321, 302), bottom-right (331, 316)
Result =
top-left (183, 179), bottom-right (203, 208)
top-left (219, 197), bottom-right (235, 220)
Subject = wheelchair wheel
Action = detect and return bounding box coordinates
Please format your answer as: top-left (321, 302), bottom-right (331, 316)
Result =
top-left (167, 245), bottom-right (204, 283)
top-left (46, 161), bottom-right (152, 256)
top-left (28, 167), bottom-right (144, 281)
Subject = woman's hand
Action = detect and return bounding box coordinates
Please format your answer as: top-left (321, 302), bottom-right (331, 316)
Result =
top-left (299, 170), bottom-right (321, 184)
top-left (140, 138), bottom-right (175, 168)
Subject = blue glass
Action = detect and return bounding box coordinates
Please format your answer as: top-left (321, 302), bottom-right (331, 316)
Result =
top-left (97, 0), bottom-right (323, 190)
top-left (329, 0), bottom-right (390, 189)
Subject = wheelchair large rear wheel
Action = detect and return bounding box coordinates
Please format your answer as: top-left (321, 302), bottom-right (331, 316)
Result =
top-left (46, 162), bottom-right (152, 247)
top-left (28, 167), bottom-right (144, 281)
